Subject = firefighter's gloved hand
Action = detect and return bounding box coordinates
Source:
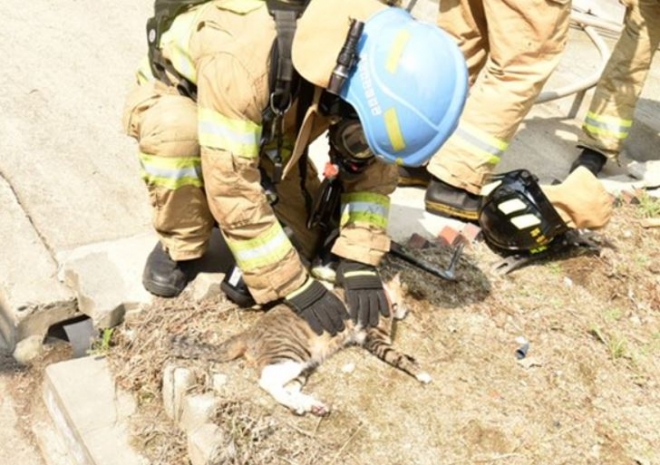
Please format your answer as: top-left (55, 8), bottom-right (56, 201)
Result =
top-left (285, 278), bottom-right (349, 336)
top-left (336, 259), bottom-right (390, 328)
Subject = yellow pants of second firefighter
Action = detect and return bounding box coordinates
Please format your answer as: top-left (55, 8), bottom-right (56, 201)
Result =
top-left (427, 0), bottom-right (571, 194)
top-left (578, 0), bottom-right (660, 159)
top-left (122, 80), bottom-right (323, 262)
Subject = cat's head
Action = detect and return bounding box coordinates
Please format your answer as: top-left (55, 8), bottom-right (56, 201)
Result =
top-left (383, 273), bottom-right (408, 320)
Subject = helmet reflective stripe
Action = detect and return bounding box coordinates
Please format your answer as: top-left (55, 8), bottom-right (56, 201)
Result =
top-left (498, 198), bottom-right (527, 215)
top-left (478, 169), bottom-right (568, 254)
top-left (340, 8), bottom-right (468, 167)
top-left (510, 214), bottom-right (542, 229)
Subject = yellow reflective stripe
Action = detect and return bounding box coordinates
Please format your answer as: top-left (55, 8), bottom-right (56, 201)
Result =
top-left (139, 152), bottom-right (203, 189)
top-left (340, 192), bottom-right (390, 229)
top-left (225, 222), bottom-right (293, 271)
top-left (169, 45), bottom-right (197, 84)
top-left (384, 108), bottom-right (406, 152)
top-left (583, 112), bottom-right (632, 140)
top-left (386, 30), bottom-right (411, 74)
top-left (198, 107), bottom-right (262, 158)
top-left (454, 125), bottom-right (508, 164)
top-left (160, 3), bottom-right (213, 84)
top-left (286, 276), bottom-right (313, 299)
top-left (136, 57), bottom-right (154, 84)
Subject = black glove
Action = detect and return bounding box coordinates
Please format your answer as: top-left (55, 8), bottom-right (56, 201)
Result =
top-left (285, 278), bottom-right (349, 336)
top-left (336, 259), bottom-right (389, 328)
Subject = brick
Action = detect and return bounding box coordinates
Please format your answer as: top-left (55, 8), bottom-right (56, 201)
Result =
top-left (620, 190), bottom-right (641, 205)
top-left (436, 225), bottom-right (466, 248)
top-left (406, 233), bottom-right (432, 250)
top-left (461, 223), bottom-right (483, 243)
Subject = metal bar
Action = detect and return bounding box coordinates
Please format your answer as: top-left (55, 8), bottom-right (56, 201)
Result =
top-left (389, 241), bottom-right (460, 281)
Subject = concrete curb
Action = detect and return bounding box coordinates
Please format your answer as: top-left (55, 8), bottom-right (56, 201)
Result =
top-left (42, 356), bottom-right (149, 465)
top-left (0, 176), bottom-right (79, 360)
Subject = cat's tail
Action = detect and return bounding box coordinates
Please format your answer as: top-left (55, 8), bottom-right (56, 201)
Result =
top-left (170, 333), bottom-right (248, 363)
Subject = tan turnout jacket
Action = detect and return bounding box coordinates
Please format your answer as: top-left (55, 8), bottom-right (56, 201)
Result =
top-left (123, 0), bottom-right (398, 303)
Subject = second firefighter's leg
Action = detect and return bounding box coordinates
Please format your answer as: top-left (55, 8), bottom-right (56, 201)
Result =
top-left (123, 81), bottom-right (215, 296)
top-left (574, 0), bottom-right (660, 174)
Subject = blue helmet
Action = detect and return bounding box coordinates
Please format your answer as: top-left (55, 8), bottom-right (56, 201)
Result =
top-left (340, 8), bottom-right (468, 167)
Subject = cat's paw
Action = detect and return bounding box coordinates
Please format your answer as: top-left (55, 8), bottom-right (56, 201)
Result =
top-left (310, 402), bottom-right (331, 417)
top-left (291, 395), bottom-right (330, 417)
top-left (416, 372), bottom-right (432, 384)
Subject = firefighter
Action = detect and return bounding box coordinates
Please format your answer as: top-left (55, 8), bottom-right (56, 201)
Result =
top-left (398, 0), bottom-right (573, 222)
top-left (571, 0), bottom-right (660, 175)
top-left (122, 0), bottom-right (467, 335)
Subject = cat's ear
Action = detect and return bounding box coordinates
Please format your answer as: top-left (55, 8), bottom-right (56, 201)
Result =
top-left (388, 272), bottom-right (401, 288)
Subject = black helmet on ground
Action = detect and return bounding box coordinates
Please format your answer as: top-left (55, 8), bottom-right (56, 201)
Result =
top-left (478, 169), bottom-right (569, 254)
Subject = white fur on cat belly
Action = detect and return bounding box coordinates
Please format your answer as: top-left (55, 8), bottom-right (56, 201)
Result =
top-left (259, 361), bottom-right (330, 416)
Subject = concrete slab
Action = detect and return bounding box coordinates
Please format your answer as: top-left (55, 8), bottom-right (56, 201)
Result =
top-left (0, 0), bottom-right (152, 253)
top-left (58, 233), bottom-right (157, 329)
top-left (0, 175), bottom-right (79, 355)
top-left (42, 356), bottom-right (149, 465)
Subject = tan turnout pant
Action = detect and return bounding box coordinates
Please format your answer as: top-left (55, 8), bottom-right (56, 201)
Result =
top-left (427, 0), bottom-right (571, 194)
top-left (122, 80), bottom-right (323, 262)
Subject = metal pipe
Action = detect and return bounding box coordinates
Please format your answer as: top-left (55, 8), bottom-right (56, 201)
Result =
top-left (535, 11), bottom-right (614, 104)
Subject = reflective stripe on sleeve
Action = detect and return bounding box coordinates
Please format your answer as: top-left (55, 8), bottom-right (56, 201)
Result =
top-left (583, 112), bottom-right (632, 140)
top-left (340, 192), bottom-right (390, 230)
top-left (225, 222), bottom-right (294, 272)
top-left (139, 153), bottom-right (203, 189)
top-left (198, 107), bottom-right (262, 158)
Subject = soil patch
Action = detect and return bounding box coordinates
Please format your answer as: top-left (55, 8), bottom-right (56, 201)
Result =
top-left (106, 199), bottom-right (660, 465)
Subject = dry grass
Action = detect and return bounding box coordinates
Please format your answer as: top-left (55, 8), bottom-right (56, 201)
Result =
top-left (106, 198), bottom-right (660, 465)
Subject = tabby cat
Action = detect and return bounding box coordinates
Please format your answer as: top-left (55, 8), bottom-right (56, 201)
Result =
top-left (171, 274), bottom-right (431, 416)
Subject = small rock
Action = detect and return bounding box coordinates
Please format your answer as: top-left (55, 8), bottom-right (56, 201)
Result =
top-left (517, 357), bottom-right (542, 369)
top-left (563, 277), bottom-right (573, 288)
top-left (12, 335), bottom-right (44, 365)
top-left (341, 362), bottom-right (356, 374)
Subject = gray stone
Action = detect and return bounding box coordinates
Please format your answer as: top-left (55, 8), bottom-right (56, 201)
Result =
top-left (58, 234), bottom-right (155, 329)
top-left (42, 356), bottom-right (149, 465)
top-left (178, 393), bottom-right (221, 433)
top-left (187, 423), bottom-right (233, 465)
top-left (191, 273), bottom-right (225, 302)
top-left (162, 364), bottom-right (196, 422)
top-left (627, 160), bottom-right (660, 188)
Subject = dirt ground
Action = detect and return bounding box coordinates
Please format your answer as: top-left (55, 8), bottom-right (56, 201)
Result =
top-left (104, 192), bottom-right (660, 465)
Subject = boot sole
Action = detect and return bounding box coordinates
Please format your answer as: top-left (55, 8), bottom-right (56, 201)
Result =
top-left (397, 177), bottom-right (431, 188)
top-left (425, 199), bottom-right (479, 222)
top-left (142, 278), bottom-right (185, 298)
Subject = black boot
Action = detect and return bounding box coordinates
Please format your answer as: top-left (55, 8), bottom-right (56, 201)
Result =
top-left (425, 177), bottom-right (481, 222)
top-left (142, 243), bottom-right (197, 297)
top-left (397, 165), bottom-right (432, 188)
top-left (570, 148), bottom-right (607, 176)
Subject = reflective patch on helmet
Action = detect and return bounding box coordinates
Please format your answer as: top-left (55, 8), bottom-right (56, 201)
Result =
top-left (384, 108), bottom-right (406, 151)
top-left (480, 180), bottom-right (502, 197)
top-left (386, 30), bottom-right (411, 74)
top-left (511, 214), bottom-right (541, 229)
top-left (498, 198), bottom-right (527, 215)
